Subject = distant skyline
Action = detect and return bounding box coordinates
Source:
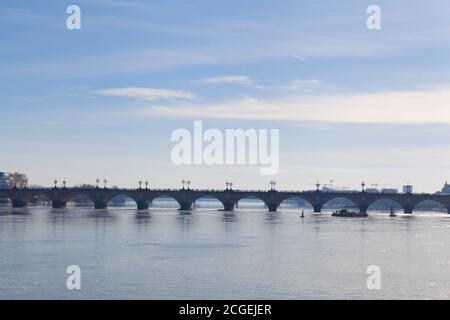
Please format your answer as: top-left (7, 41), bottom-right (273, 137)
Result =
top-left (1, 0), bottom-right (450, 192)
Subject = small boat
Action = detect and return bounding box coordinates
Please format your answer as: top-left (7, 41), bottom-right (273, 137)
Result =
top-left (332, 209), bottom-right (368, 217)
top-left (389, 207), bottom-right (397, 217)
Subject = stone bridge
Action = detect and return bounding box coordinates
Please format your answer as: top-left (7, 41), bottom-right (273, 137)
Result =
top-left (1, 187), bottom-right (450, 213)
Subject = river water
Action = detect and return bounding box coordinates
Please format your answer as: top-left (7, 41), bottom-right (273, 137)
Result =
top-left (1, 205), bottom-right (450, 299)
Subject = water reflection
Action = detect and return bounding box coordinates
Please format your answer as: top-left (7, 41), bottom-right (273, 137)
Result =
top-left (10, 208), bottom-right (32, 216)
top-left (220, 212), bottom-right (237, 232)
top-left (265, 212), bottom-right (281, 223)
top-left (176, 211), bottom-right (193, 232)
top-left (48, 209), bottom-right (69, 229)
top-left (86, 209), bottom-right (116, 220)
top-left (135, 211), bottom-right (152, 230)
top-left (221, 212), bottom-right (237, 223)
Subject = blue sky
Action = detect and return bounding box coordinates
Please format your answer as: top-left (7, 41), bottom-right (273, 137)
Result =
top-left (1, 0), bottom-right (450, 192)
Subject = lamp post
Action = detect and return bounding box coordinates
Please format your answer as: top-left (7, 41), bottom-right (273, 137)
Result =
top-left (361, 181), bottom-right (366, 192)
top-left (96, 178), bottom-right (100, 189)
top-left (316, 181), bottom-right (320, 191)
top-left (187, 179), bottom-right (191, 190)
top-left (138, 180), bottom-right (142, 189)
top-left (54, 179), bottom-right (58, 189)
top-left (226, 181), bottom-right (230, 190)
top-left (62, 179), bottom-right (66, 189)
top-left (182, 179), bottom-right (186, 190)
top-left (229, 181), bottom-right (233, 190)
top-left (270, 180), bottom-right (276, 191)
top-left (103, 179), bottom-right (107, 189)
top-left (145, 180), bottom-right (149, 189)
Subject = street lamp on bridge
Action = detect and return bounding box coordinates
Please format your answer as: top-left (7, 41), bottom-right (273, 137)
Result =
top-left (145, 180), bottom-right (149, 189)
top-left (187, 179), bottom-right (191, 190)
top-left (138, 180), bottom-right (142, 189)
top-left (316, 181), bottom-right (320, 191)
top-left (54, 179), bottom-right (58, 189)
top-left (270, 180), bottom-right (276, 191)
top-left (361, 181), bottom-right (366, 192)
top-left (62, 179), bottom-right (66, 189)
top-left (182, 179), bottom-right (186, 190)
top-left (96, 178), bottom-right (100, 189)
top-left (103, 179), bottom-right (107, 189)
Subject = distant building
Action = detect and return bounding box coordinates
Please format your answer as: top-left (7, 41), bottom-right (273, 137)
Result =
top-left (381, 188), bottom-right (398, 194)
top-left (0, 172), bottom-right (29, 189)
top-left (403, 185), bottom-right (413, 194)
top-left (0, 172), bottom-right (7, 189)
top-left (441, 182), bottom-right (450, 194)
top-left (365, 188), bottom-right (379, 194)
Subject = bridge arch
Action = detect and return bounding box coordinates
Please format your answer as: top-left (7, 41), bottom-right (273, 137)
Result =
top-left (29, 193), bottom-right (52, 207)
top-left (191, 194), bottom-right (225, 210)
top-left (367, 198), bottom-right (403, 213)
top-left (3, 191), bottom-right (35, 208)
top-left (151, 194), bottom-right (182, 209)
top-left (67, 193), bottom-right (95, 208)
top-left (278, 196), bottom-right (313, 211)
top-left (107, 194), bottom-right (138, 209)
top-left (413, 199), bottom-right (447, 213)
top-left (236, 195), bottom-right (267, 211)
top-left (322, 196), bottom-right (359, 212)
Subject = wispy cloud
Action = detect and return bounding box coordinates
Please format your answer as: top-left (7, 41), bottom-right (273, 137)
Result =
top-left (97, 87), bottom-right (195, 101)
top-left (192, 75), bottom-right (253, 85)
top-left (192, 76), bottom-right (321, 92)
top-left (3, 1), bottom-right (450, 80)
top-left (144, 86), bottom-right (450, 125)
top-left (282, 79), bottom-right (321, 90)
top-left (291, 54), bottom-right (306, 61)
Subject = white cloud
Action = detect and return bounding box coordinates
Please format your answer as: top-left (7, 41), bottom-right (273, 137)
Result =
top-left (193, 75), bottom-right (253, 85)
top-left (97, 87), bottom-right (195, 101)
top-left (146, 86), bottom-right (450, 124)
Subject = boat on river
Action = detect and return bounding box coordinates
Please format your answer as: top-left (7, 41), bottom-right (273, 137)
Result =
top-left (332, 208), bottom-right (368, 217)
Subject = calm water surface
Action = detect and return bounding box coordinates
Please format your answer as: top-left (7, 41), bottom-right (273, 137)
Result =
top-left (1, 206), bottom-right (450, 299)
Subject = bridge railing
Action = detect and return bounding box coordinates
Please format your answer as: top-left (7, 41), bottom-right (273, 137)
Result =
top-left (0, 187), bottom-right (445, 197)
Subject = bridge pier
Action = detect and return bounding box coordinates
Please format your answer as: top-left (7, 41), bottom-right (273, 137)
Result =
top-left (179, 202), bottom-right (192, 211)
top-left (267, 203), bottom-right (278, 212)
top-left (12, 199), bottom-right (27, 208)
top-left (313, 204), bottom-right (323, 213)
top-left (136, 201), bottom-right (150, 210)
top-left (223, 202), bottom-right (235, 211)
top-left (94, 200), bottom-right (108, 209)
top-left (404, 205), bottom-right (413, 214)
top-left (52, 200), bottom-right (67, 208)
top-left (358, 205), bottom-right (369, 214)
